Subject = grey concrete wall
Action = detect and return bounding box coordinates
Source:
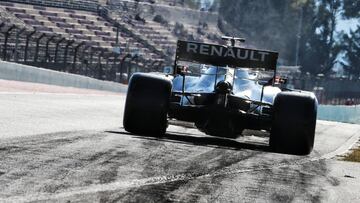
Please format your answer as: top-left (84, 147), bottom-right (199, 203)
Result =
top-left (0, 60), bottom-right (127, 93)
top-left (318, 105), bottom-right (360, 124)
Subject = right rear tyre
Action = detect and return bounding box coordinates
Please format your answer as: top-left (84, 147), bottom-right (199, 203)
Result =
top-left (123, 73), bottom-right (172, 136)
top-left (270, 91), bottom-right (318, 155)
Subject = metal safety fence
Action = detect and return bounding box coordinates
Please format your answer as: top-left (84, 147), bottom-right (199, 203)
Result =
top-left (0, 20), bottom-right (166, 83)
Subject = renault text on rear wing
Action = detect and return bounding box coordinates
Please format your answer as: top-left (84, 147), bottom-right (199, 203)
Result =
top-left (176, 40), bottom-right (279, 70)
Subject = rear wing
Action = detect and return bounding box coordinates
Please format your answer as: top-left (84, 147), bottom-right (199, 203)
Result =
top-left (175, 40), bottom-right (279, 70)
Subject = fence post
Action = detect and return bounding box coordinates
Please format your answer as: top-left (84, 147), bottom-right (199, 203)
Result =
top-left (150, 60), bottom-right (158, 72)
top-left (0, 23), bottom-right (5, 57)
top-left (105, 54), bottom-right (109, 67)
top-left (151, 60), bottom-right (164, 71)
top-left (113, 53), bottom-right (118, 66)
top-left (72, 42), bottom-right (85, 72)
top-left (145, 60), bottom-right (153, 72)
top-left (24, 30), bottom-right (36, 62)
top-left (14, 28), bottom-right (26, 62)
top-left (86, 46), bottom-right (94, 76)
top-left (115, 23), bottom-right (120, 44)
top-left (156, 61), bottom-right (164, 72)
top-left (34, 33), bottom-right (46, 62)
top-left (80, 45), bottom-right (91, 75)
top-left (97, 49), bottom-right (105, 79)
top-left (45, 35), bottom-right (55, 62)
top-left (104, 53), bottom-right (111, 81)
top-left (54, 38), bottom-right (65, 63)
top-left (2, 25), bottom-right (16, 61)
top-left (63, 40), bottom-right (74, 69)
top-left (89, 47), bottom-right (94, 65)
top-left (127, 55), bottom-right (139, 81)
top-left (120, 53), bottom-right (132, 83)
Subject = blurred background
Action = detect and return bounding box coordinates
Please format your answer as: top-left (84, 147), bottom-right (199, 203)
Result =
top-left (0, 0), bottom-right (359, 123)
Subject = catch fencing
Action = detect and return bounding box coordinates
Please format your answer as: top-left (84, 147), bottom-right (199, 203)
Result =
top-left (0, 2), bottom-right (165, 84)
top-left (290, 76), bottom-right (360, 105)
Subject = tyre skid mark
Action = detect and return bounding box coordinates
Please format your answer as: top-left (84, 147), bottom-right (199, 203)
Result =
top-left (1, 126), bottom-right (359, 202)
top-left (0, 150), bottom-right (340, 202)
top-left (120, 146), bottom-right (260, 202)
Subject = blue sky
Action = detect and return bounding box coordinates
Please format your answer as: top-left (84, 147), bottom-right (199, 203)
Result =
top-left (337, 18), bottom-right (359, 33)
top-left (334, 18), bottom-right (358, 72)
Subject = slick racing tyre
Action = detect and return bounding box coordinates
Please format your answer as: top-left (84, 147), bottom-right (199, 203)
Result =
top-left (123, 73), bottom-right (172, 136)
top-left (270, 91), bottom-right (318, 155)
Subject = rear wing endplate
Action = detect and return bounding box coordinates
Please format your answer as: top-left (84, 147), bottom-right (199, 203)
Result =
top-left (175, 40), bottom-right (278, 70)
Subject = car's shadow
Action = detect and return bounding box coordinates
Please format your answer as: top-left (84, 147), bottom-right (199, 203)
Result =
top-left (106, 128), bottom-right (271, 153)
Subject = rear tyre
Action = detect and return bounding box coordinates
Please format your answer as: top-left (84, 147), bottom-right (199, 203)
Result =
top-left (123, 73), bottom-right (172, 136)
top-left (270, 91), bottom-right (317, 155)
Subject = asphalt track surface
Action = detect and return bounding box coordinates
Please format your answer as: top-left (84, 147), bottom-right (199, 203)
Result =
top-left (0, 80), bottom-right (360, 202)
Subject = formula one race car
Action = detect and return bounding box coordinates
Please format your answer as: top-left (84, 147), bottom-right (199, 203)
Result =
top-left (123, 37), bottom-right (318, 155)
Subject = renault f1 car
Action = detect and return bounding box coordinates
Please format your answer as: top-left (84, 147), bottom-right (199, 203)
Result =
top-left (123, 37), bottom-right (318, 155)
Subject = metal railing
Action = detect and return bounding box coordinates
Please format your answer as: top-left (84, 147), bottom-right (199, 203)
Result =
top-left (0, 20), bottom-right (162, 83)
top-left (0, 1), bottom-right (167, 83)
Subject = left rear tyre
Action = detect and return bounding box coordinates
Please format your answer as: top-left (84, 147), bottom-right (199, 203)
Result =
top-left (123, 73), bottom-right (172, 136)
